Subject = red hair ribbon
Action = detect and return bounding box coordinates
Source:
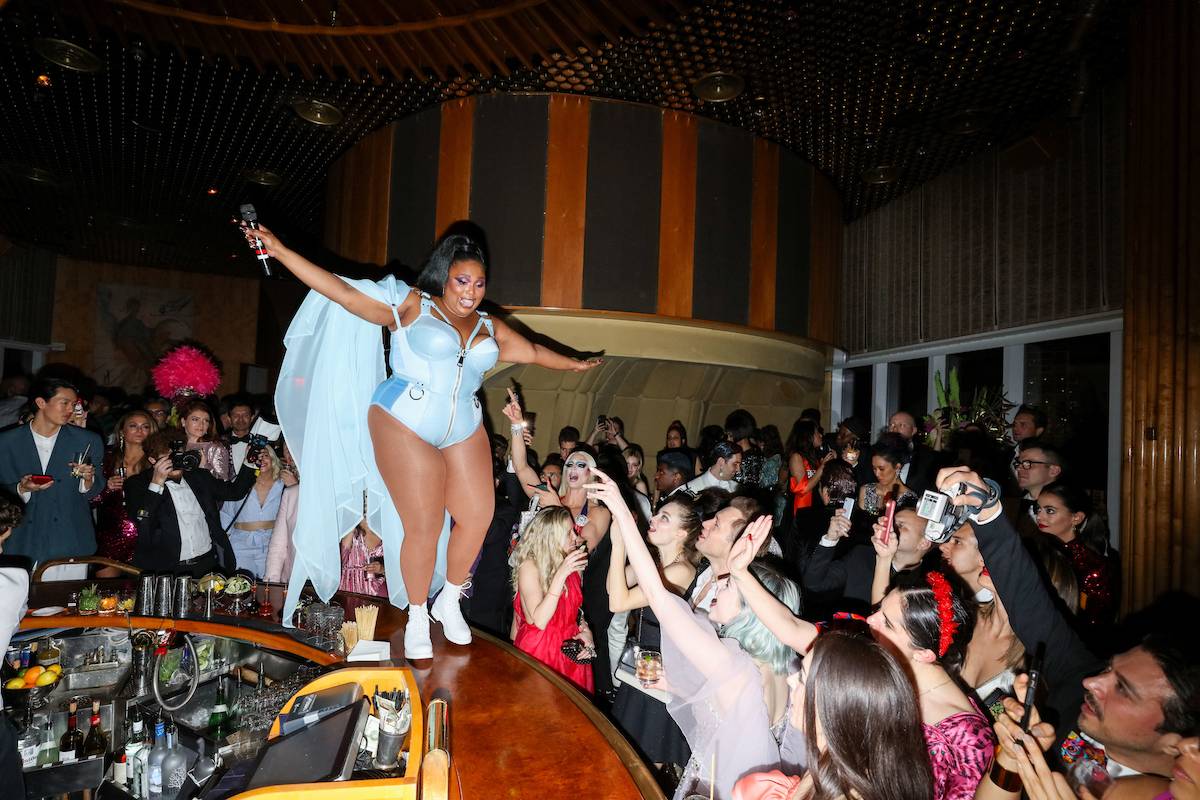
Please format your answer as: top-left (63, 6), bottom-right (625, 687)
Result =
top-left (925, 571), bottom-right (958, 657)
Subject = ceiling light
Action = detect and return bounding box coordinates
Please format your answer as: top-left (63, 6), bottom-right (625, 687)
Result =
top-left (206, 187), bottom-right (219, 196)
top-left (32, 38), bottom-right (103, 73)
top-left (862, 165), bottom-right (898, 185)
top-left (35, 74), bottom-right (52, 88)
top-left (291, 98), bottom-right (343, 126)
top-left (939, 108), bottom-right (994, 136)
top-left (4, 164), bottom-right (57, 184)
top-left (691, 72), bottom-right (744, 103)
top-left (243, 168), bottom-right (283, 187)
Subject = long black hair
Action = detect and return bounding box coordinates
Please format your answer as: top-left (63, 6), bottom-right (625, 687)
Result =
top-left (893, 567), bottom-right (977, 677)
top-left (1039, 481), bottom-right (1111, 555)
top-left (785, 418), bottom-right (823, 466)
top-left (416, 234), bottom-right (488, 296)
top-left (805, 631), bottom-right (935, 800)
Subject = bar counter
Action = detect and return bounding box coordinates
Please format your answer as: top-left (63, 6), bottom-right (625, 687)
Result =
top-left (19, 579), bottom-right (664, 799)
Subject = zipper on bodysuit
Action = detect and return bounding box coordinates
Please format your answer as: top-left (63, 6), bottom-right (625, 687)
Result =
top-left (442, 348), bottom-right (467, 444)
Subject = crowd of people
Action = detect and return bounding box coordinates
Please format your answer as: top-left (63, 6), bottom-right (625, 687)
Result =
top-left (464, 396), bottom-right (1197, 800)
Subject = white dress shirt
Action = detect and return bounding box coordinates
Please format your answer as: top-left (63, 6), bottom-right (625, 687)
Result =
top-left (684, 469), bottom-right (739, 495)
top-left (18, 428), bottom-right (88, 501)
top-left (149, 479), bottom-right (212, 560)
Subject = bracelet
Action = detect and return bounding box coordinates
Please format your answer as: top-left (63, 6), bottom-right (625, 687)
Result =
top-left (988, 757), bottom-right (1022, 792)
top-left (510, 424), bottom-right (525, 433)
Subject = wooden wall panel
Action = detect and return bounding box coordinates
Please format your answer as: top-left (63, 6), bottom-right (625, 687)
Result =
top-left (388, 108), bottom-right (441, 270)
top-left (775, 151), bottom-right (813, 337)
top-left (749, 140), bottom-right (780, 329)
top-left (435, 98), bottom-right (475, 236)
top-left (582, 100), bottom-right (662, 314)
top-left (541, 95), bottom-right (590, 309)
top-left (1121, 0), bottom-right (1200, 609)
top-left (657, 111), bottom-right (698, 318)
top-left (693, 122), bottom-right (753, 326)
top-left (808, 173), bottom-right (842, 344)
top-left (323, 124), bottom-right (393, 264)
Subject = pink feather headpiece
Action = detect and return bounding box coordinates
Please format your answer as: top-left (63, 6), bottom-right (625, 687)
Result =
top-left (151, 343), bottom-right (223, 399)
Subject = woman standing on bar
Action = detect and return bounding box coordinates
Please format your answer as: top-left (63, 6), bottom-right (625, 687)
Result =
top-left (243, 223), bottom-right (601, 660)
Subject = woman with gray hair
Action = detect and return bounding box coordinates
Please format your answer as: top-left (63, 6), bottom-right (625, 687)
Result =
top-left (587, 468), bottom-right (801, 800)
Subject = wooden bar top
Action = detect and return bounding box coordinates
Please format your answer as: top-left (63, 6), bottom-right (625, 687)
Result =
top-left (20, 580), bottom-right (664, 800)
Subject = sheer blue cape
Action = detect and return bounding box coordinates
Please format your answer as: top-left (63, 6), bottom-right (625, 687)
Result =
top-left (275, 275), bottom-right (450, 626)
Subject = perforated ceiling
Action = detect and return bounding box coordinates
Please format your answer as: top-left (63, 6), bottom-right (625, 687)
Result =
top-left (0, 0), bottom-right (1128, 273)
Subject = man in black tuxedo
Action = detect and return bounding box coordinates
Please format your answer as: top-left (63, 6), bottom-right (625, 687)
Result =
top-left (888, 410), bottom-right (940, 497)
top-left (124, 429), bottom-right (258, 576)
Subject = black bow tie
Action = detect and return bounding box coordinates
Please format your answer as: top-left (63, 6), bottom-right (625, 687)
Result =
top-left (228, 435), bottom-right (251, 445)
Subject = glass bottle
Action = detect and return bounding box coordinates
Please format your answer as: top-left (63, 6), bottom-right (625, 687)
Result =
top-left (59, 700), bottom-right (85, 763)
top-left (17, 708), bottom-right (39, 769)
top-left (83, 700), bottom-right (108, 757)
top-left (147, 719), bottom-right (168, 799)
top-left (133, 715), bottom-right (155, 800)
top-left (208, 674), bottom-right (229, 740)
top-left (161, 723), bottom-right (189, 800)
top-left (36, 715), bottom-right (58, 766)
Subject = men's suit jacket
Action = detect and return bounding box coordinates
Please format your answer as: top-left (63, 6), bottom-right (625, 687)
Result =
top-left (0, 423), bottom-right (105, 565)
top-left (124, 464), bottom-right (257, 574)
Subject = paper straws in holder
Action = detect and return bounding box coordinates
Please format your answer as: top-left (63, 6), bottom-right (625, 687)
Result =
top-left (355, 604), bottom-right (379, 641)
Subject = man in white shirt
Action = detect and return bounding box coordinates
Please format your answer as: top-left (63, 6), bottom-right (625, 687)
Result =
top-left (0, 378), bottom-right (104, 573)
top-left (683, 440), bottom-right (742, 495)
top-left (687, 501), bottom-right (752, 611)
top-left (124, 429), bottom-right (258, 576)
top-left (225, 398), bottom-right (256, 472)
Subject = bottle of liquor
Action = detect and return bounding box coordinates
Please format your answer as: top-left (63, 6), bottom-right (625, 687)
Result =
top-left (17, 708), bottom-right (39, 769)
top-left (83, 700), bottom-right (109, 757)
top-left (147, 719), bottom-right (168, 800)
top-left (161, 723), bottom-right (189, 800)
top-left (133, 714), bottom-right (155, 800)
top-left (36, 715), bottom-right (58, 766)
top-left (124, 705), bottom-right (145, 796)
top-left (59, 700), bottom-right (85, 763)
top-left (113, 753), bottom-right (128, 789)
top-left (208, 674), bottom-right (230, 740)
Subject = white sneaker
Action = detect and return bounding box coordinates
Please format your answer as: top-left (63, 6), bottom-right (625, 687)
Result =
top-left (404, 602), bottom-right (433, 660)
top-left (430, 579), bottom-right (472, 646)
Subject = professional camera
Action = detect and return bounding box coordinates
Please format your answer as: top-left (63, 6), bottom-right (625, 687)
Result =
top-left (245, 433), bottom-right (270, 466)
top-left (169, 442), bottom-right (201, 472)
top-left (916, 477), bottom-right (1001, 543)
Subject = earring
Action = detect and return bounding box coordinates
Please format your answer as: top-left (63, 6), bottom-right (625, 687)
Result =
top-left (118, 433), bottom-right (125, 450)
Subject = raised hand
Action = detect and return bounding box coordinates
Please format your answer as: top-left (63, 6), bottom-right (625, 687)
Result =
top-left (502, 387), bottom-right (524, 424)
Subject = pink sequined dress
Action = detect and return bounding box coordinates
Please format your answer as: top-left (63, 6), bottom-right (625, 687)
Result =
top-left (339, 530), bottom-right (388, 597)
top-left (923, 709), bottom-right (995, 800)
top-left (91, 449), bottom-right (141, 564)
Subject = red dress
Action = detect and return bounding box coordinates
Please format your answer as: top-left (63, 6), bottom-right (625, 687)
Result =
top-left (513, 571), bottom-right (594, 694)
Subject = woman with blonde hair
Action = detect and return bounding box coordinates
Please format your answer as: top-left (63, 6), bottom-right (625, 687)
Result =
top-left (220, 444), bottom-right (284, 578)
top-left (509, 506), bottom-right (595, 693)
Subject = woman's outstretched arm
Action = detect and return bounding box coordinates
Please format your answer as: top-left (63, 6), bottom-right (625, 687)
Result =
top-left (587, 470), bottom-right (730, 674)
top-left (491, 318), bottom-right (603, 372)
top-left (501, 389), bottom-right (542, 496)
top-left (727, 523), bottom-right (819, 654)
top-left (243, 223), bottom-right (400, 327)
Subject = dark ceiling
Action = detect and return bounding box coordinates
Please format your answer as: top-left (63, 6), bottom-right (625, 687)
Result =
top-left (0, 0), bottom-right (1129, 275)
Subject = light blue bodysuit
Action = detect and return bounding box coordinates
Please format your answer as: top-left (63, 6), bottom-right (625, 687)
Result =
top-left (370, 289), bottom-right (498, 448)
top-left (275, 276), bottom-right (494, 625)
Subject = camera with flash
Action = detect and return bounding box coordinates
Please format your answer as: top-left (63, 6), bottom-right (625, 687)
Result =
top-left (916, 478), bottom-right (1001, 544)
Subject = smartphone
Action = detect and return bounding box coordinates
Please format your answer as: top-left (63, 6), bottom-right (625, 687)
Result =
top-left (596, 415), bottom-right (607, 427)
top-left (527, 483), bottom-right (548, 491)
top-left (1020, 641), bottom-right (1046, 732)
top-left (841, 497), bottom-right (855, 518)
top-left (880, 498), bottom-right (896, 546)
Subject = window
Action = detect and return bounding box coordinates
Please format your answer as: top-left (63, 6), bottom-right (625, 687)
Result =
top-left (947, 348), bottom-right (1003, 405)
top-left (1024, 334), bottom-right (1110, 493)
top-left (893, 358), bottom-right (928, 419)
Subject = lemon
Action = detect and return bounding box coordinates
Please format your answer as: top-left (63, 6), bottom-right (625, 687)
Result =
top-left (4, 677), bottom-right (25, 690)
top-left (35, 671), bottom-right (57, 687)
top-left (46, 664), bottom-right (62, 675)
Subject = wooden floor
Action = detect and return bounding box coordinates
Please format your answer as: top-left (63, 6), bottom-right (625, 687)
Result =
top-left (20, 580), bottom-right (665, 799)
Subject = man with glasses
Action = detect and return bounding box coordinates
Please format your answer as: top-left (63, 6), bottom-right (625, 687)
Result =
top-left (1012, 439), bottom-right (1064, 536)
